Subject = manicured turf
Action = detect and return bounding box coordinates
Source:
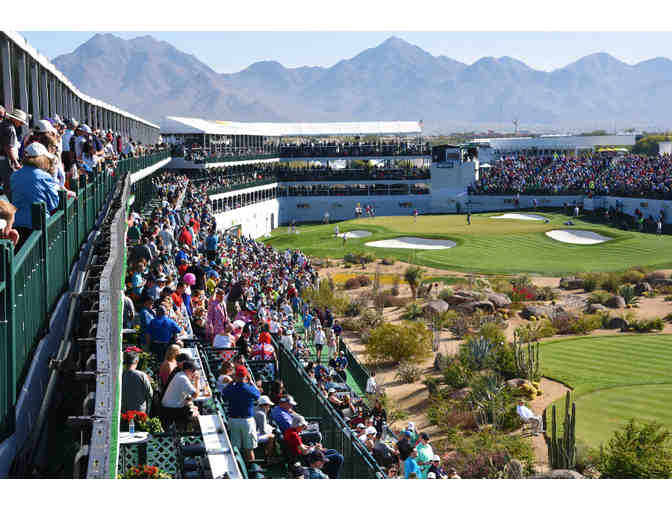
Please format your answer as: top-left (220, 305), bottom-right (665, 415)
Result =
top-left (541, 334), bottom-right (672, 447)
top-left (266, 212), bottom-right (672, 275)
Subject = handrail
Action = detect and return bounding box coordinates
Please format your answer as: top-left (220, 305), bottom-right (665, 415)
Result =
top-left (0, 153), bottom-right (170, 443)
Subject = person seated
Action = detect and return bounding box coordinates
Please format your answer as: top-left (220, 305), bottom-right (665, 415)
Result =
top-left (254, 395), bottom-right (278, 462)
top-left (305, 450), bottom-right (330, 479)
top-left (216, 360), bottom-right (234, 393)
top-left (288, 461), bottom-right (306, 479)
top-left (373, 436), bottom-right (399, 467)
top-left (516, 400), bottom-right (543, 434)
top-left (428, 455), bottom-right (448, 479)
top-left (283, 414), bottom-right (343, 479)
top-left (121, 351), bottom-right (153, 414)
top-left (160, 360), bottom-right (200, 425)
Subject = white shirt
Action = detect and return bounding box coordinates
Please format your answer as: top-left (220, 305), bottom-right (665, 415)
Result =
top-left (281, 334), bottom-right (294, 351)
top-left (214, 333), bottom-right (233, 349)
top-left (366, 376), bottom-right (377, 394)
top-left (517, 404), bottom-right (535, 420)
top-left (162, 372), bottom-right (196, 408)
top-left (314, 329), bottom-right (326, 345)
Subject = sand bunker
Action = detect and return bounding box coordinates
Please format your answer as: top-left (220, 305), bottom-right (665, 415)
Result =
top-left (491, 213), bottom-right (547, 221)
top-left (339, 230), bottom-right (372, 239)
top-left (365, 237), bottom-right (456, 250)
top-left (545, 229), bottom-right (612, 245)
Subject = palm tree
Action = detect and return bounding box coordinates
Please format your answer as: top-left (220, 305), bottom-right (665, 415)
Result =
top-left (404, 265), bottom-right (426, 300)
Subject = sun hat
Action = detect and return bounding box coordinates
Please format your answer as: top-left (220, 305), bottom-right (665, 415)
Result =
top-left (6, 108), bottom-right (29, 125)
top-left (432, 455), bottom-right (441, 462)
top-left (33, 119), bottom-right (56, 134)
top-left (366, 426), bottom-right (377, 436)
top-left (257, 395), bottom-right (274, 406)
top-left (24, 142), bottom-right (50, 158)
top-left (291, 414), bottom-right (308, 428)
top-left (279, 395), bottom-right (297, 406)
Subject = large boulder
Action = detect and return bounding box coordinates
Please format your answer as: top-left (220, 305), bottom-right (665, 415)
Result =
top-left (635, 281), bottom-right (653, 295)
top-left (506, 378), bottom-right (531, 389)
top-left (586, 303), bottom-right (608, 314)
top-left (560, 277), bottom-right (584, 290)
top-left (531, 470), bottom-right (585, 479)
top-left (444, 290), bottom-right (480, 306)
top-left (605, 295), bottom-right (626, 309)
top-left (473, 300), bottom-right (496, 314)
top-left (607, 317), bottom-right (628, 331)
top-left (650, 278), bottom-right (672, 288)
top-left (424, 299), bottom-right (449, 316)
top-left (455, 302), bottom-right (477, 315)
top-left (521, 305), bottom-right (551, 320)
top-left (485, 292), bottom-right (512, 309)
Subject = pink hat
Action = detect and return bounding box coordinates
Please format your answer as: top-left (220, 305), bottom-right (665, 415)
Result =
top-left (183, 273), bottom-right (196, 285)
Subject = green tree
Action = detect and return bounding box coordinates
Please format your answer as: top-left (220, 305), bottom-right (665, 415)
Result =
top-left (365, 321), bottom-right (433, 365)
top-left (404, 265), bottom-right (426, 300)
top-left (596, 420), bottom-right (672, 478)
top-left (631, 134), bottom-right (672, 156)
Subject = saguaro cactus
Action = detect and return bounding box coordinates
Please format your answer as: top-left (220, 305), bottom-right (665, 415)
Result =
top-left (543, 391), bottom-right (576, 469)
top-left (513, 334), bottom-right (541, 381)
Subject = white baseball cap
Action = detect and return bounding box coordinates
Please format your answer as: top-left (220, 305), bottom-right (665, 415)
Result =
top-left (257, 395), bottom-right (274, 406)
top-left (24, 142), bottom-right (50, 158)
top-left (34, 119), bottom-right (56, 134)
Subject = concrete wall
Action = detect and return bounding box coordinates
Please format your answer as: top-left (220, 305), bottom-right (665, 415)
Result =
top-left (214, 199), bottom-right (280, 239)
top-left (464, 195), bottom-right (585, 213)
top-left (584, 196), bottom-right (672, 222)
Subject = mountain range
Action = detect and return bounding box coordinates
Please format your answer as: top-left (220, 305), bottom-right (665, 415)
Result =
top-left (51, 34), bottom-right (672, 132)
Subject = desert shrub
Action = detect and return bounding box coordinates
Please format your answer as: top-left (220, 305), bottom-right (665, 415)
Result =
top-left (423, 376), bottom-right (442, 396)
top-left (344, 278), bottom-right (361, 290)
top-left (479, 322), bottom-right (506, 344)
top-left (621, 270), bottom-right (645, 284)
top-left (658, 285), bottom-right (672, 296)
top-left (365, 321), bottom-right (433, 365)
top-left (343, 252), bottom-right (358, 264)
top-left (359, 308), bottom-right (383, 330)
top-left (618, 284), bottom-right (640, 306)
top-left (582, 273), bottom-right (600, 292)
top-left (459, 337), bottom-right (494, 371)
top-left (340, 318), bottom-right (361, 331)
top-left (385, 295), bottom-right (412, 308)
top-left (357, 275), bottom-right (372, 287)
top-left (439, 288), bottom-right (453, 301)
top-left (360, 251), bottom-right (376, 263)
top-left (509, 285), bottom-right (537, 303)
top-left (403, 302), bottom-right (424, 320)
top-left (394, 361), bottom-right (423, 384)
top-left (551, 311), bottom-right (577, 334)
top-left (344, 296), bottom-right (366, 317)
top-left (628, 317), bottom-right (664, 333)
top-left (427, 396), bottom-right (479, 431)
top-left (491, 278), bottom-right (513, 295)
top-left (417, 282), bottom-right (432, 299)
top-left (511, 274), bottom-right (532, 288)
top-left (404, 265), bottom-right (426, 299)
top-left (301, 279), bottom-right (350, 315)
top-left (588, 290), bottom-right (613, 305)
top-left (450, 313), bottom-right (471, 338)
top-left (569, 313), bottom-right (604, 335)
top-left (536, 286), bottom-right (559, 301)
top-left (442, 359), bottom-right (472, 389)
top-left (594, 420), bottom-right (672, 479)
top-left (391, 275), bottom-right (401, 296)
top-left (644, 271), bottom-right (666, 282)
top-left (600, 273), bottom-right (622, 293)
top-left (514, 319), bottom-right (556, 343)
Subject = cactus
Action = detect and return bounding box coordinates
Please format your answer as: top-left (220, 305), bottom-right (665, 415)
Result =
top-left (543, 391), bottom-right (576, 470)
top-left (513, 334), bottom-right (541, 381)
top-left (464, 336), bottom-right (493, 370)
top-left (505, 459), bottom-right (524, 479)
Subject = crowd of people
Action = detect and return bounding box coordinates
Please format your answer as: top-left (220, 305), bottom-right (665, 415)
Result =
top-left (0, 105), bottom-right (164, 250)
top-left (279, 141), bottom-right (430, 158)
top-left (471, 152), bottom-right (672, 199)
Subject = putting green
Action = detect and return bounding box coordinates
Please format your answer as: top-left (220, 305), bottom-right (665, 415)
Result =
top-left (266, 212), bottom-right (672, 275)
top-left (541, 334), bottom-right (672, 448)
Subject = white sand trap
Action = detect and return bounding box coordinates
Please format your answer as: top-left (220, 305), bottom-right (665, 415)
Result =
top-left (365, 237), bottom-right (456, 250)
top-left (545, 229), bottom-right (612, 245)
top-left (339, 230), bottom-right (372, 239)
top-left (491, 213), bottom-right (547, 221)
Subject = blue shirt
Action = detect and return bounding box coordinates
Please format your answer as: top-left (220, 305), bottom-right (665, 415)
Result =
top-left (404, 457), bottom-right (422, 479)
top-left (270, 405), bottom-right (293, 432)
top-left (336, 356), bottom-right (348, 370)
top-left (147, 316), bottom-right (181, 344)
top-left (303, 314), bottom-right (313, 329)
top-left (11, 165), bottom-right (61, 228)
top-left (138, 307), bottom-right (155, 334)
top-left (206, 234), bottom-right (219, 250)
top-left (220, 382), bottom-right (260, 418)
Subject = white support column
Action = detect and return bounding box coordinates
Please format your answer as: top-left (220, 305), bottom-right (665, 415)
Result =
top-left (30, 60), bottom-right (40, 123)
top-left (1, 37), bottom-right (13, 110)
top-left (41, 68), bottom-right (49, 118)
top-left (49, 75), bottom-right (56, 117)
top-left (17, 51), bottom-right (28, 112)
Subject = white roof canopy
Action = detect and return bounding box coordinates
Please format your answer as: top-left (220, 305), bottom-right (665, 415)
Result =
top-left (161, 117), bottom-right (422, 137)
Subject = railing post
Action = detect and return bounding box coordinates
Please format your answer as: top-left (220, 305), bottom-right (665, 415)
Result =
top-left (32, 202), bottom-right (49, 324)
top-left (71, 177), bottom-right (80, 249)
top-left (59, 189), bottom-right (69, 276)
top-left (0, 241), bottom-right (17, 437)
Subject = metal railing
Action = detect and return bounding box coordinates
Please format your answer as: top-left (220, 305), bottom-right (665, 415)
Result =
top-left (274, 339), bottom-right (384, 479)
top-left (0, 153), bottom-right (170, 442)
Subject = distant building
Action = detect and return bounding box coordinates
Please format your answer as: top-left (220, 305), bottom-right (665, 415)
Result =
top-left (660, 141), bottom-right (672, 156)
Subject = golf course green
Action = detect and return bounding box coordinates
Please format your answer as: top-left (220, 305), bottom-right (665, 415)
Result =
top-left (266, 212), bottom-right (672, 275)
top-left (541, 334), bottom-right (672, 448)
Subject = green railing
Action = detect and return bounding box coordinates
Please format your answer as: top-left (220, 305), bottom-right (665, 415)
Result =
top-left (274, 339), bottom-right (384, 479)
top-left (338, 337), bottom-right (372, 397)
top-left (0, 153), bottom-right (170, 443)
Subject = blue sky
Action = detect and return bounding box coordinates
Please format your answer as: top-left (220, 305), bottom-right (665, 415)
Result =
top-left (20, 31), bottom-right (672, 74)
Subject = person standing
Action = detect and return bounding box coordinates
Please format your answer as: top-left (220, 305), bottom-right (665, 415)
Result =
top-left (467, 210), bottom-right (471, 225)
top-left (0, 108), bottom-right (29, 200)
top-left (121, 351), bottom-right (154, 414)
top-left (220, 365), bottom-right (261, 461)
top-left (404, 447), bottom-right (422, 479)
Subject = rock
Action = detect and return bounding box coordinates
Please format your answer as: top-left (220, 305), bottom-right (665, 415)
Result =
top-left (311, 258), bottom-right (325, 267)
top-left (448, 387), bottom-right (471, 400)
top-left (484, 292), bottom-right (512, 308)
top-left (607, 317), bottom-right (628, 331)
top-left (586, 303), bottom-right (608, 313)
top-left (506, 378), bottom-right (530, 389)
top-left (425, 299), bottom-right (450, 315)
top-left (560, 277), bottom-right (584, 290)
top-left (548, 470), bottom-right (585, 479)
top-left (472, 300), bottom-right (496, 314)
top-left (605, 295), bottom-right (626, 309)
top-left (455, 302), bottom-right (477, 315)
top-left (380, 258), bottom-right (395, 266)
top-left (635, 281), bottom-right (653, 295)
top-left (650, 278), bottom-right (672, 288)
top-left (522, 305), bottom-right (551, 320)
top-left (444, 291), bottom-right (478, 306)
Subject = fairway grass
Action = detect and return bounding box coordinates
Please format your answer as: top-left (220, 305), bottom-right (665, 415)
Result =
top-left (541, 334), bottom-right (672, 448)
top-left (266, 212), bottom-right (672, 275)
